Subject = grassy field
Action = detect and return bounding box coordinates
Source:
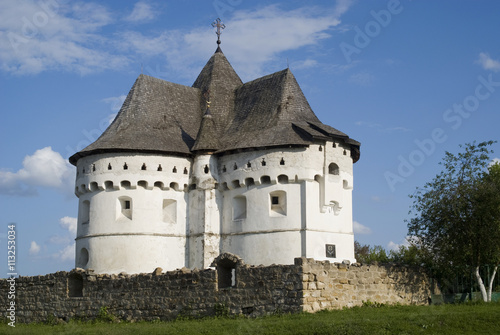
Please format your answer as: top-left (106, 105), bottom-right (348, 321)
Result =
top-left (2, 302), bottom-right (500, 335)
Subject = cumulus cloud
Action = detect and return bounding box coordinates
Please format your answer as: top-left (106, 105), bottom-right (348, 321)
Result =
top-left (29, 241), bottom-right (41, 255)
top-left (353, 221), bottom-right (372, 235)
top-left (29, 216), bottom-right (77, 263)
top-left (476, 52), bottom-right (500, 72)
top-left (125, 1), bottom-right (156, 22)
top-left (0, 147), bottom-right (74, 196)
top-left (60, 216), bottom-right (77, 235)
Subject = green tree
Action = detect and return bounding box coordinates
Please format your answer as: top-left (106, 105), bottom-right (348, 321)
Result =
top-left (354, 241), bottom-right (389, 264)
top-left (407, 141), bottom-right (500, 302)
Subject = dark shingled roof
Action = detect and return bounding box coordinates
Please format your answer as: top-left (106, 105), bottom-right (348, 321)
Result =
top-left (69, 48), bottom-right (360, 165)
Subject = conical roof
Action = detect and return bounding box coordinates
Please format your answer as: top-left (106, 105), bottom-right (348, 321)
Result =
top-left (192, 47), bottom-right (242, 133)
top-left (70, 47), bottom-right (360, 165)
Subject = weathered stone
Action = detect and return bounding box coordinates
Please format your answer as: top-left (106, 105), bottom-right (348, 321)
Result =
top-left (0, 260), bottom-right (433, 324)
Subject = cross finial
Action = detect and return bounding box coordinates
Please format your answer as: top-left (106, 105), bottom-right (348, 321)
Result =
top-left (212, 18), bottom-right (225, 45)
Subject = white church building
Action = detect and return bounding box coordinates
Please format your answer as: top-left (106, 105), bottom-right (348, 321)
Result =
top-left (69, 26), bottom-right (361, 274)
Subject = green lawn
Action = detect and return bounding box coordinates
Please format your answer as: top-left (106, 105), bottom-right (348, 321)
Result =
top-left (2, 302), bottom-right (500, 335)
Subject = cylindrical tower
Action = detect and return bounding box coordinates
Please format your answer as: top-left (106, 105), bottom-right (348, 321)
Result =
top-left (74, 153), bottom-right (190, 274)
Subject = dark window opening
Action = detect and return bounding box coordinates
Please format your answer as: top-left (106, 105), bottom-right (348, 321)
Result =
top-left (261, 159), bottom-right (266, 166)
top-left (319, 146), bottom-right (323, 151)
top-left (343, 150), bottom-right (347, 155)
top-left (157, 164), bottom-right (162, 171)
top-left (108, 163), bottom-right (112, 170)
top-left (183, 167), bottom-right (188, 174)
top-left (233, 163), bottom-right (237, 170)
top-left (141, 163), bottom-right (147, 170)
top-left (271, 196), bottom-right (279, 205)
top-left (204, 165), bottom-right (209, 174)
top-left (280, 158), bottom-right (285, 165)
top-left (222, 165), bottom-right (227, 173)
top-left (247, 161), bottom-right (251, 168)
top-left (245, 178), bottom-right (255, 187)
top-left (173, 166), bottom-right (177, 173)
top-left (68, 273), bottom-right (83, 298)
top-left (218, 265), bottom-right (236, 289)
top-left (123, 163), bottom-right (128, 170)
top-left (328, 163), bottom-right (339, 175)
top-left (92, 164), bottom-right (96, 172)
top-left (333, 142), bottom-right (337, 148)
top-left (124, 200), bottom-right (131, 210)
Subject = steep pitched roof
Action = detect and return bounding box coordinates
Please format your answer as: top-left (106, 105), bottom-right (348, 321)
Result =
top-left (70, 47), bottom-right (360, 165)
top-left (69, 74), bottom-right (202, 164)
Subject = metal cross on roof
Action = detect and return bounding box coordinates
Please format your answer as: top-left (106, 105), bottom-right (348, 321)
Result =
top-left (212, 18), bottom-right (225, 45)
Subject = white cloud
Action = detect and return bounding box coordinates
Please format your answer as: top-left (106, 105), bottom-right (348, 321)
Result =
top-left (102, 94), bottom-right (127, 112)
top-left (388, 238), bottom-right (411, 251)
top-left (125, 1), bottom-right (156, 22)
top-left (29, 241), bottom-right (41, 255)
top-left (0, 1), bottom-right (353, 78)
top-left (60, 216), bottom-right (77, 235)
top-left (0, 147), bottom-right (74, 196)
top-left (490, 158), bottom-right (500, 167)
top-left (476, 52), bottom-right (500, 72)
top-left (353, 221), bottom-right (372, 235)
top-left (53, 242), bottom-right (75, 262)
top-left (0, 0), bottom-right (128, 75)
top-left (291, 59), bottom-right (318, 70)
top-left (119, 3), bottom-right (353, 81)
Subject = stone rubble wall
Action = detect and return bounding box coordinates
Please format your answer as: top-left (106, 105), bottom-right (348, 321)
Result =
top-left (0, 258), bottom-right (433, 324)
top-left (298, 258), bottom-right (432, 312)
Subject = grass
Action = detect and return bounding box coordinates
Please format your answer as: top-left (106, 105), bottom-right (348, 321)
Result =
top-left (2, 302), bottom-right (500, 335)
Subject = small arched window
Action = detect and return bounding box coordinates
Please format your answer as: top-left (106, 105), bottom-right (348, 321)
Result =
top-left (328, 163), bottom-right (339, 175)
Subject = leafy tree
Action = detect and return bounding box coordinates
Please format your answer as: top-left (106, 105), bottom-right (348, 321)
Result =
top-left (389, 244), bottom-right (430, 267)
top-left (354, 241), bottom-right (389, 264)
top-left (407, 141), bottom-right (500, 302)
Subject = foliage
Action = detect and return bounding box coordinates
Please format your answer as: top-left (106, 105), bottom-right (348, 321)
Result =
top-left (3, 303), bottom-right (500, 334)
top-left (354, 241), bottom-right (389, 264)
top-left (95, 306), bottom-right (118, 323)
top-left (406, 141), bottom-right (500, 301)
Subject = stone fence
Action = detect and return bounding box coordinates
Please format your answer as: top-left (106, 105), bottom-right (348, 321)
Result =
top-left (0, 254), bottom-right (433, 324)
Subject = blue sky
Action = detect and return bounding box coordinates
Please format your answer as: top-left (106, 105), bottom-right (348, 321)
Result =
top-left (1, 0), bottom-right (500, 276)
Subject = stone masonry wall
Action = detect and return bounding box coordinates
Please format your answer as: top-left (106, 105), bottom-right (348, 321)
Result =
top-left (298, 258), bottom-right (432, 312)
top-left (0, 256), bottom-right (432, 324)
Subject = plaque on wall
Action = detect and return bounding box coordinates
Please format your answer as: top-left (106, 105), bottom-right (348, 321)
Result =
top-left (325, 244), bottom-right (336, 258)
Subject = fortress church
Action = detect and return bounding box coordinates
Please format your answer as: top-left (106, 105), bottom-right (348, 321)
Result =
top-left (69, 21), bottom-right (361, 274)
